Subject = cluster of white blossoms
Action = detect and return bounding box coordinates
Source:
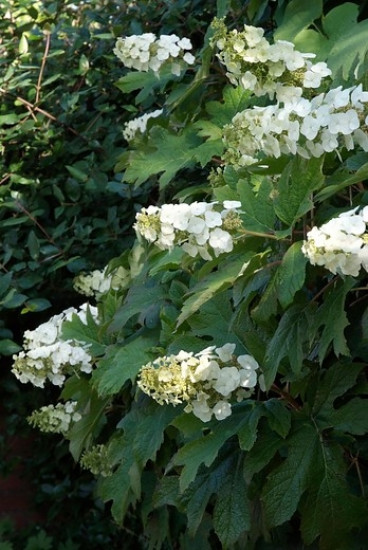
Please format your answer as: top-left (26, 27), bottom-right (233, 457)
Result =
top-left (113, 33), bottom-right (195, 76)
top-left (223, 85), bottom-right (368, 166)
top-left (122, 109), bottom-right (163, 142)
top-left (138, 343), bottom-right (259, 422)
top-left (134, 200), bottom-right (242, 260)
top-left (212, 19), bottom-right (331, 100)
top-left (73, 266), bottom-right (130, 298)
top-left (11, 304), bottom-right (98, 388)
top-left (27, 401), bottom-right (82, 435)
top-left (302, 207), bottom-right (368, 276)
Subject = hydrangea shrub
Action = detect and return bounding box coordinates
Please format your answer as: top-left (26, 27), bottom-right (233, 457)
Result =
top-left (12, 2), bottom-right (368, 548)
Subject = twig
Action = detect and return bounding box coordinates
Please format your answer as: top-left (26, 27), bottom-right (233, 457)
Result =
top-left (35, 32), bottom-right (51, 104)
top-left (347, 451), bottom-right (365, 498)
top-left (15, 200), bottom-right (59, 248)
top-left (0, 87), bottom-right (104, 150)
top-left (271, 383), bottom-right (301, 411)
top-left (311, 276), bottom-right (339, 303)
top-left (0, 174), bottom-right (10, 186)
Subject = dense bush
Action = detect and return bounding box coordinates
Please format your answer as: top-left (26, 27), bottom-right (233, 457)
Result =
top-left (4, 0), bottom-right (368, 548)
top-left (0, 0), bottom-right (231, 547)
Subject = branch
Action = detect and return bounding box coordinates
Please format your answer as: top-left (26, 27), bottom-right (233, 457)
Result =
top-left (35, 31), bottom-right (51, 104)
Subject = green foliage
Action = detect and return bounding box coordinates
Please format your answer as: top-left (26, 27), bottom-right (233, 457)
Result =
top-left (6, 1), bottom-right (368, 549)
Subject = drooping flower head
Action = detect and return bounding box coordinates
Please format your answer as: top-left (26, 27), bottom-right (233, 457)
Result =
top-left (134, 200), bottom-right (243, 260)
top-left (302, 206), bottom-right (368, 276)
top-left (138, 344), bottom-right (260, 422)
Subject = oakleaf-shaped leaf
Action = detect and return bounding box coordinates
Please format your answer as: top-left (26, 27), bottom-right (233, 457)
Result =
top-left (300, 443), bottom-right (367, 548)
top-left (177, 257), bottom-right (247, 326)
top-left (237, 177), bottom-right (276, 234)
top-left (274, 0), bottom-right (323, 42)
top-left (262, 422), bottom-right (318, 527)
top-left (92, 330), bottom-right (158, 397)
top-left (276, 241), bottom-right (308, 308)
top-left (316, 277), bottom-right (356, 363)
top-left (244, 426), bottom-right (283, 482)
top-left (263, 303), bottom-right (314, 388)
top-left (328, 397), bottom-right (368, 435)
top-left (274, 156), bottom-right (324, 227)
top-left (263, 399), bottom-right (292, 439)
top-left (213, 455), bottom-right (250, 546)
top-left (62, 308), bottom-right (106, 356)
top-left (109, 277), bottom-right (166, 331)
top-left (205, 85), bottom-right (251, 126)
top-left (172, 404), bottom-right (254, 492)
top-left (68, 392), bottom-right (109, 460)
top-left (124, 127), bottom-right (201, 188)
top-left (312, 361), bottom-right (365, 415)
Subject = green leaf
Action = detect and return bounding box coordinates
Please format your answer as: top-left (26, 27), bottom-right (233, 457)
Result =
top-left (251, 270), bottom-right (279, 324)
top-left (315, 162), bottom-right (368, 202)
top-left (237, 177), bottom-right (276, 234)
top-left (263, 303), bottom-right (314, 388)
top-left (131, 400), bottom-right (178, 465)
top-left (262, 422), bottom-right (318, 528)
top-left (21, 298), bottom-right (51, 313)
top-left (153, 476), bottom-right (182, 509)
top-left (68, 392), bottom-right (109, 460)
top-left (216, 0), bottom-right (231, 18)
top-left (237, 404), bottom-right (263, 451)
top-left (0, 114), bottom-right (20, 126)
top-left (92, 331), bottom-right (158, 397)
top-left (0, 273), bottom-right (12, 298)
top-left (187, 292), bottom-right (244, 349)
top-left (65, 165), bottom-right (88, 182)
top-left (0, 339), bottom-right (21, 356)
top-left (172, 406), bottom-right (253, 492)
top-left (1, 290), bottom-right (28, 309)
top-left (274, 0), bottom-right (323, 41)
top-left (192, 139), bottom-right (224, 167)
top-left (213, 456), bottom-right (250, 546)
top-left (181, 457), bottom-right (233, 539)
top-left (263, 399), bottom-right (292, 438)
top-left (244, 426), bottom-right (283, 482)
top-left (329, 397), bottom-right (368, 435)
top-left (124, 127), bottom-right (201, 188)
top-left (274, 156), bottom-right (324, 227)
top-left (206, 85), bottom-right (251, 127)
top-left (26, 230), bottom-right (39, 260)
top-left (177, 257), bottom-right (247, 326)
top-left (300, 443), bottom-right (367, 548)
top-left (313, 361), bottom-right (365, 415)
top-left (276, 242), bottom-right (308, 308)
top-left (115, 70), bottom-right (172, 103)
top-left (109, 277), bottom-right (166, 331)
top-left (316, 277), bottom-right (356, 363)
top-left (99, 397), bottom-right (176, 523)
top-left (323, 4), bottom-right (368, 82)
top-left (98, 455), bottom-right (136, 524)
top-left (62, 308), bottom-right (106, 356)
top-left (19, 33), bottom-right (29, 55)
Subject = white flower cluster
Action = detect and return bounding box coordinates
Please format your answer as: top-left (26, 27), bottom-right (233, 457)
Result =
top-left (138, 343), bottom-right (259, 422)
top-left (73, 266), bottom-right (130, 298)
top-left (122, 109), bottom-right (163, 142)
top-left (27, 401), bottom-right (82, 435)
top-left (12, 304), bottom-right (98, 388)
top-left (302, 207), bottom-right (368, 276)
top-left (223, 85), bottom-right (368, 166)
top-left (113, 33), bottom-right (195, 76)
top-left (212, 20), bottom-right (331, 100)
top-left (134, 200), bottom-right (242, 260)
